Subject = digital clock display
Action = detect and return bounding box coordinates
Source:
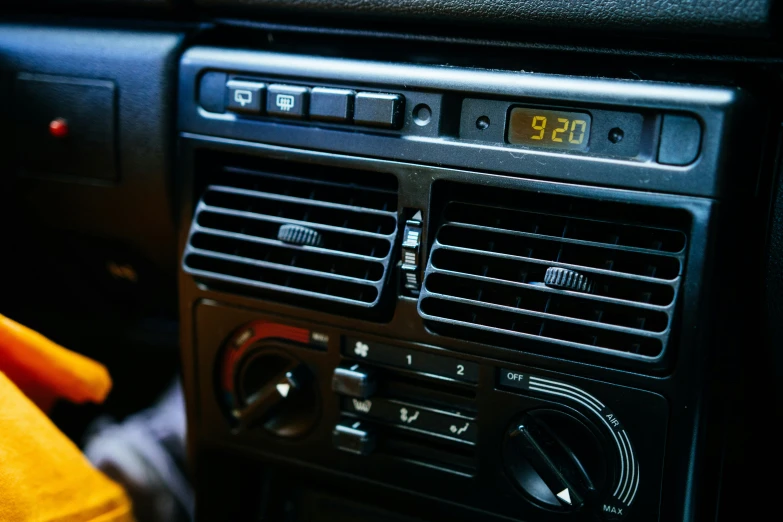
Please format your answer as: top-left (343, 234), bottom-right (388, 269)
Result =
top-left (507, 107), bottom-right (592, 151)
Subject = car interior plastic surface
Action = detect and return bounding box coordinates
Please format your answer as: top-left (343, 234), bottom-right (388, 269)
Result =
top-left (192, 0), bottom-right (776, 38)
top-left (0, 25), bottom-right (184, 270)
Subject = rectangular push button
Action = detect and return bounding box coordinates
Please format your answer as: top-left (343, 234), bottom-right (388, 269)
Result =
top-left (333, 419), bottom-right (375, 455)
top-left (343, 397), bottom-right (477, 444)
top-left (344, 337), bottom-right (478, 384)
top-left (267, 84), bottom-right (309, 118)
top-left (658, 114), bottom-right (701, 165)
top-left (354, 92), bottom-right (404, 128)
top-left (226, 80), bottom-right (265, 114)
top-left (311, 87), bottom-right (354, 122)
top-left (499, 369), bottom-right (531, 391)
top-left (332, 364), bottom-right (376, 399)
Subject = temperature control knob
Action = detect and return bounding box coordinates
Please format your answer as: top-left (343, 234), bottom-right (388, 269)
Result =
top-left (503, 409), bottom-right (608, 513)
top-left (232, 347), bottom-right (319, 438)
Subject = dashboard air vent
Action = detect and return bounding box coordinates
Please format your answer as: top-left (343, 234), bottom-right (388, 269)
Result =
top-left (183, 158), bottom-right (398, 311)
top-left (418, 183), bottom-right (688, 365)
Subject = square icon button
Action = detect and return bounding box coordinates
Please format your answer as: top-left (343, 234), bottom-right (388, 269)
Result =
top-left (267, 84), bottom-right (309, 118)
top-left (226, 80), bottom-right (265, 114)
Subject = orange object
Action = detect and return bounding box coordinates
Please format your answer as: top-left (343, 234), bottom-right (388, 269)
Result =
top-left (0, 372), bottom-right (134, 522)
top-left (0, 313), bottom-right (112, 411)
top-left (0, 313), bottom-right (134, 522)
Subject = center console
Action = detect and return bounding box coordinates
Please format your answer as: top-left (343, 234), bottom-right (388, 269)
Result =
top-left (177, 47), bottom-right (758, 522)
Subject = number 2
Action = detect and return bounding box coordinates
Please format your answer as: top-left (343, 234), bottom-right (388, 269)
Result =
top-left (552, 118), bottom-right (569, 142)
top-left (406, 354), bottom-right (412, 366)
top-left (457, 364), bottom-right (465, 376)
top-left (530, 116), bottom-right (547, 140)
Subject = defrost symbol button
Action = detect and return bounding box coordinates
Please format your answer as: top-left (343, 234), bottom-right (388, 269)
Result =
top-left (267, 84), bottom-right (309, 118)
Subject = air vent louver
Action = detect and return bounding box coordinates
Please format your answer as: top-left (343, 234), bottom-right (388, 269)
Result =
top-left (418, 185), bottom-right (688, 364)
top-left (183, 161), bottom-right (398, 311)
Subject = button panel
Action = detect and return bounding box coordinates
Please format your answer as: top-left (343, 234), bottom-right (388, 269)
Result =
top-left (186, 49), bottom-right (735, 200)
top-left (344, 337), bottom-right (479, 384)
top-left (343, 397), bottom-right (477, 444)
top-left (222, 77), bottom-right (405, 130)
top-left (193, 301), bottom-right (670, 522)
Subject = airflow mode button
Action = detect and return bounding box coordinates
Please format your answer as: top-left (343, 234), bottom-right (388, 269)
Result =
top-left (343, 397), bottom-right (477, 444)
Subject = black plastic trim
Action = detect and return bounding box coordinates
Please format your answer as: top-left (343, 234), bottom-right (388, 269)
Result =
top-left (179, 47), bottom-right (747, 199)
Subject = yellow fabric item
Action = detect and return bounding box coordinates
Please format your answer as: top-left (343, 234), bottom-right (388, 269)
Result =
top-left (0, 372), bottom-right (135, 522)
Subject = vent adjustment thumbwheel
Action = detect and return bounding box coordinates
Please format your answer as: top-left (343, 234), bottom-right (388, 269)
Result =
top-left (544, 267), bottom-right (595, 293)
top-left (278, 223), bottom-right (324, 247)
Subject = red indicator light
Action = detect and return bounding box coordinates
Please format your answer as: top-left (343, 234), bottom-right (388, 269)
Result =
top-left (49, 118), bottom-right (69, 138)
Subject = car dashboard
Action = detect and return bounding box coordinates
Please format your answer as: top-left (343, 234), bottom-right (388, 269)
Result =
top-left (0, 1), bottom-right (780, 521)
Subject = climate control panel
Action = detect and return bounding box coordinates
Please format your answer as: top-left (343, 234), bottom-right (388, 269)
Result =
top-left (195, 302), bottom-right (668, 522)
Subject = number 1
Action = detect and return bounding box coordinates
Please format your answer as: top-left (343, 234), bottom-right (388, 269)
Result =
top-left (406, 354), bottom-right (412, 366)
top-left (552, 118), bottom-right (569, 142)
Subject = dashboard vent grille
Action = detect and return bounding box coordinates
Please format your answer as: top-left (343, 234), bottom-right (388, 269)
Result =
top-left (183, 161), bottom-right (398, 310)
top-left (419, 185), bottom-right (687, 364)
